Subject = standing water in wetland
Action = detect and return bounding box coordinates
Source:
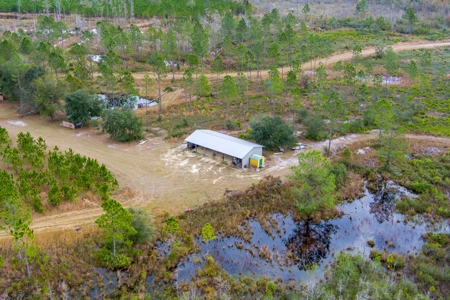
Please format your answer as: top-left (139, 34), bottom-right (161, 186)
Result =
top-left (172, 183), bottom-right (450, 284)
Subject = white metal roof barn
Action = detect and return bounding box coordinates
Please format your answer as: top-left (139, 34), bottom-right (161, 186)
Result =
top-left (185, 130), bottom-right (263, 168)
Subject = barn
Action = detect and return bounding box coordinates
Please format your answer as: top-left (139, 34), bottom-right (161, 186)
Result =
top-left (185, 130), bottom-right (264, 168)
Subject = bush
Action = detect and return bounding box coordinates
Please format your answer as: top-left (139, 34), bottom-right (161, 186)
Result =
top-left (304, 115), bottom-right (327, 141)
top-left (174, 118), bottom-right (189, 129)
top-left (93, 248), bottom-right (131, 268)
top-left (407, 181), bottom-right (434, 194)
top-left (330, 162), bottom-right (348, 189)
top-left (165, 129), bottom-right (187, 139)
top-left (89, 119), bottom-right (99, 128)
top-left (348, 119), bottom-right (366, 133)
top-left (225, 119), bottom-right (241, 130)
top-left (248, 115), bottom-right (296, 149)
top-left (65, 89), bottom-right (104, 124)
top-left (297, 108), bottom-right (309, 123)
top-left (238, 133), bottom-right (249, 139)
top-left (128, 208), bottom-right (155, 244)
top-left (101, 109), bottom-right (143, 142)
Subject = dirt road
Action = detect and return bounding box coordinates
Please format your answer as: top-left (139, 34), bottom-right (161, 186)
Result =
top-left (132, 41), bottom-right (450, 82)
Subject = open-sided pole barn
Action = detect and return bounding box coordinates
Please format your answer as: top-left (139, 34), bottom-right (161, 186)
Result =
top-left (185, 130), bottom-right (264, 168)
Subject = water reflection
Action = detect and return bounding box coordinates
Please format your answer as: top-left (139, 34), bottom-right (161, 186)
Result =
top-left (284, 222), bottom-right (338, 270)
top-left (174, 186), bottom-right (449, 283)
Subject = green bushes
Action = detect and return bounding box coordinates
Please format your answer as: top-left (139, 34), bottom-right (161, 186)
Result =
top-left (409, 233), bottom-right (450, 298)
top-left (165, 129), bottom-right (187, 139)
top-left (322, 253), bottom-right (424, 299)
top-left (407, 181), bottom-right (434, 194)
top-left (248, 115), bottom-right (296, 149)
top-left (164, 118), bottom-right (189, 139)
top-left (128, 208), bottom-right (155, 244)
top-left (330, 162), bottom-right (348, 189)
top-left (304, 115), bottom-right (327, 141)
top-left (225, 119), bottom-right (241, 130)
top-left (101, 109), bottom-right (143, 142)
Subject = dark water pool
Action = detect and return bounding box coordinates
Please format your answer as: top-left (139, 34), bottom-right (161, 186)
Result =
top-left (173, 183), bottom-right (449, 283)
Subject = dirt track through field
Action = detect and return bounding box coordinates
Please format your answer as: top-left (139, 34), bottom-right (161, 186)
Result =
top-left (131, 41), bottom-right (450, 82)
top-left (1, 40), bottom-right (450, 235)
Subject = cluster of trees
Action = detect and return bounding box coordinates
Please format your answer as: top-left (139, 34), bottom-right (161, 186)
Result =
top-left (0, 128), bottom-right (119, 212)
top-left (247, 115), bottom-right (296, 149)
top-left (0, 169), bottom-right (36, 279)
top-left (0, 0), bottom-right (250, 18)
top-left (0, 126), bottom-right (154, 277)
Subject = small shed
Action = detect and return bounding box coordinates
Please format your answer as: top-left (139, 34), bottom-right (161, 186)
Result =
top-left (249, 154), bottom-right (265, 168)
top-left (185, 130), bottom-right (264, 168)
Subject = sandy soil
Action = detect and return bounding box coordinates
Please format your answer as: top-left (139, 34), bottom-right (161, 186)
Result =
top-left (1, 40), bottom-right (450, 235)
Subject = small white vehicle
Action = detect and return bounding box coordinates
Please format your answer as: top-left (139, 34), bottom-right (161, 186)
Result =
top-left (291, 143), bottom-right (306, 150)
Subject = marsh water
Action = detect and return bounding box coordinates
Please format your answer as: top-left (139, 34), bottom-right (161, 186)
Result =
top-left (172, 182), bottom-right (449, 284)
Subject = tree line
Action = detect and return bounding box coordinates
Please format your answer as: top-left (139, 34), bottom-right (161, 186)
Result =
top-left (0, 0), bottom-right (250, 18)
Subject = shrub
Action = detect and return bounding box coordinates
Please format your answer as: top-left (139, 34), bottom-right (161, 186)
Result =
top-left (89, 119), bottom-right (99, 128)
top-left (304, 115), bottom-right (327, 141)
top-left (174, 118), bottom-right (189, 129)
top-left (128, 208), bottom-right (155, 244)
top-left (165, 129), bottom-right (187, 139)
top-left (248, 115), bottom-right (296, 149)
top-left (225, 119), bottom-right (241, 130)
top-left (407, 181), bottom-right (434, 194)
top-left (348, 119), bottom-right (366, 133)
top-left (238, 133), bottom-right (249, 139)
top-left (101, 109), bottom-right (143, 142)
top-left (297, 108), bottom-right (309, 123)
top-left (65, 89), bottom-right (104, 124)
top-left (330, 162), bottom-right (348, 189)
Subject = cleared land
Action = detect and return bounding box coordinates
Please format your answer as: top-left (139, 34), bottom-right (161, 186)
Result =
top-left (1, 40), bottom-right (450, 234)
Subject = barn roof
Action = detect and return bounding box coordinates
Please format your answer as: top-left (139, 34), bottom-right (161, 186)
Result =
top-left (185, 130), bottom-right (263, 159)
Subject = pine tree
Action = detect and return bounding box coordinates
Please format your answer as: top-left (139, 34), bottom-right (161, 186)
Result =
top-left (149, 51), bottom-right (168, 121)
top-left (322, 91), bottom-right (346, 155)
top-left (302, 3), bottom-right (311, 21)
top-left (197, 74), bottom-right (211, 128)
top-left (289, 150), bottom-right (336, 219)
top-left (161, 29), bottom-right (179, 82)
top-left (402, 7), bottom-right (418, 34)
top-left (219, 75), bottom-right (238, 120)
top-left (95, 198), bottom-right (136, 267)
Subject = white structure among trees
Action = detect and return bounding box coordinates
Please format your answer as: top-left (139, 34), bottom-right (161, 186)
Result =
top-left (185, 130), bottom-right (263, 168)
